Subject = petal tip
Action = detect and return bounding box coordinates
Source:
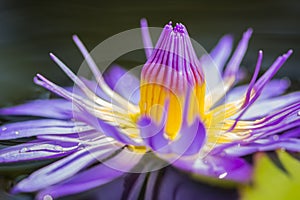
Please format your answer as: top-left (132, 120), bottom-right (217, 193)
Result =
top-left (287, 49), bottom-right (293, 55)
top-left (72, 34), bottom-right (80, 43)
top-left (140, 18), bottom-right (148, 26)
top-left (49, 52), bottom-right (56, 60)
top-left (244, 28), bottom-right (253, 38)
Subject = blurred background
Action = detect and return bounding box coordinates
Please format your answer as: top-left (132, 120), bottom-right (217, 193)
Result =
top-left (0, 0), bottom-right (300, 199)
top-left (0, 0), bottom-right (299, 105)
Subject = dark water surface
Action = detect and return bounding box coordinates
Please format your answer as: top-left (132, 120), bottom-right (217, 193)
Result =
top-left (0, 0), bottom-right (299, 104)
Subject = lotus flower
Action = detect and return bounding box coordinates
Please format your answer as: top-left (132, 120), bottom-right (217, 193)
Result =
top-left (0, 19), bottom-right (299, 199)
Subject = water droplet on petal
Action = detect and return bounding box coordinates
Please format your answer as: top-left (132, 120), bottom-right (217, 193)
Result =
top-left (19, 148), bottom-right (28, 153)
top-left (15, 131), bottom-right (19, 135)
top-left (43, 194), bottom-right (53, 200)
top-left (1, 126), bottom-right (7, 131)
top-left (218, 172), bottom-right (228, 179)
top-left (298, 111), bottom-right (300, 116)
top-left (273, 135), bottom-right (279, 141)
top-left (54, 146), bottom-right (63, 151)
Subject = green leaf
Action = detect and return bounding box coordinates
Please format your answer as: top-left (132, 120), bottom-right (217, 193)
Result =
top-left (265, 151), bottom-right (290, 176)
top-left (241, 150), bottom-right (300, 200)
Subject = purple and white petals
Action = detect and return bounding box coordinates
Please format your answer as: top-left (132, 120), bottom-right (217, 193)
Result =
top-left (209, 34), bottom-right (234, 72)
top-left (36, 163), bottom-right (124, 200)
top-left (247, 102), bottom-right (300, 139)
top-left (223, 134), bottom-right (300, 158)
top-left (0, 140), bottom-right (79, 163)
top-left (0, 99), bottom-right (72, 119)
top-left (223, 28), bottom-right (253, 81)
top-left (138, 116), bottom-right (170, 153)
top-left (170, 117), bottom-right (206, 156)
top-left (226, 78), bottom-right (290, 103)
top-left (0, 119), bottom-right (93, 140)
top-left (140, 18), bottom-right (153, 59)
top-left (236, 91), bottom-right (300, 120)
top-left (172, 154), bottom-right (252, 182)
top-left (12, 144), bottom-right (119, 193)
top-left (72, 35), bottom-right (139, 113)
top-left (96, 118), bottom-right (141, 146)
top-left (204, 29), bottom-right (253, 109)
top-left (200, 34), bottom-right (233, 91)
top-left (36, 148), bottom-right (143, 199)
top-left (138, 112), bottom-right (207, 156)
top-left (103, 65), bottom-right (140, 105)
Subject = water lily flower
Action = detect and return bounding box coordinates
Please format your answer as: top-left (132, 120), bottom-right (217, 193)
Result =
top-left (0, 19), bottom-right (300, 199)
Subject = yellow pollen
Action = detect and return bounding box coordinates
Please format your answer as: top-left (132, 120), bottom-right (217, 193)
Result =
top-left (127, 145), bottom-right (147, 153)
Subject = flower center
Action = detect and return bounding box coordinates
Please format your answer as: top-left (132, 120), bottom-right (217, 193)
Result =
top-left (139, 22), bottom-right (205, 140)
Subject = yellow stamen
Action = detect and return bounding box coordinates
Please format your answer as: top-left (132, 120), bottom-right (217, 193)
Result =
top-left (127, 145), bottom-right (147, 153)
top-left (139, 82), bottom-right (206, 140)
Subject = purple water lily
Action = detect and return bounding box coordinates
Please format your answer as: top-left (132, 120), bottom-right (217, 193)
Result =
top-left (0, 19), bottom-right (300, 199)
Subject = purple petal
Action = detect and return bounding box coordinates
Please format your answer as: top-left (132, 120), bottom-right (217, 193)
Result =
top-left (140, 18), bottom-right (153, 59)
top-left (250, 50), bottom-right (293, 97)
top-left (237, 92), bottom-right (300, 120)
top-left (49, 53), bottom-right (101, 100)
top-left (0, 139), bottom-right (79, 163)
top-left (225, 79), bottom-right (291, 103)
top-left (72, 35), bottom-right (136, 111)
top-left (12, 144), bottom-right (119, 193)
top-left (247, 104), bottom-right (300, 140)
top-left (172, 155), bottom-right (252, 182)
top-left (205, 29), bottom-right (253, 108)
top-left (0, 119), bottom-right (93, 140)
top-left (241, 50), bottom-right (293, 113)
top-left (200, 35), bottom-right (233, 92)
top-left (36, 165), bottom-right (123, 200)
top-left (281, 126), bottom-right (300, 139)
top-left (200, 54), bottom-right (224, 93)
top-left (254, 101), bottom-right (300, 127)
top-left (223, 28), bottom-right (252, 79)
top-left (36, 149), bottom-right (142, 199)
top-left (224, 137), bottom-right (300, 157)
top-left (80, 77), bottom-right (111, 102)
top-left (256, 78), bottom-right (290, 99)
top-left (103, 65), bottom-right (140, 105)
top-left (0, 119), bottom-right (85, 132)
top-left (64, 77), bottom-right (112, 103)
top-left (226, 50), bottom-right (263, 111)
top-left (49, 53), bottom-right (126, 109)
top-left (227, 50), bottom-right (293, 130)
top-left (37, 131), bottom-right (101, 144)
top-left (170, 117), bottom-right (206, 156)
top-left (0, 99), bottom-right (72, 119)
top-left (96, 118), bottom-right (140, 146)
top-left (210, 34), bottom-right (234, 71)
top-left (138, 116), bottom-right (169, 153)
